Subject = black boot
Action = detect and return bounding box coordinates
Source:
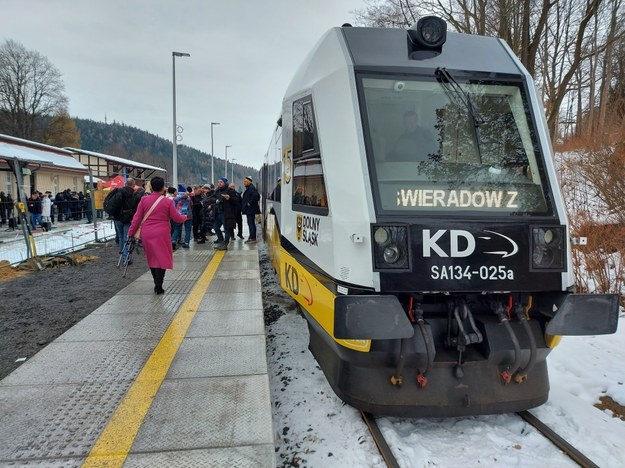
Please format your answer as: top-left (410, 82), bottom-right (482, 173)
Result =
top-left (155, 268), bottom-right (166, 294)
top-left (150, 268), bottom-right (159, 293)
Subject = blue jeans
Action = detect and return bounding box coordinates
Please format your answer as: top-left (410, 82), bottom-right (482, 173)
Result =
top-left (30, 213), bottom-right (42, 230)
top-left (114, 220), bottom-right (131, 260)
top-left (246, 213), bottom-right (257, 240)
top-left (172, 219), bottom-right (192, 245)
top-left (213, 212), bottom-right (230, 243)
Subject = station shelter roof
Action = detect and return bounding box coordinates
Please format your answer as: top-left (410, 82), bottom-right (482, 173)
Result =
top-left (66, 147), bottom-right (166, 183)
top-left (0, 134), bottom-right (87, 174)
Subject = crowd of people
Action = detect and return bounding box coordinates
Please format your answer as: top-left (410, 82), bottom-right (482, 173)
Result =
top-left (115, 175), bottom-right (261, 293)
top-left (1, 175), bottom-right (261, 294)
top-left (0, 189), bottom-right (94, 231)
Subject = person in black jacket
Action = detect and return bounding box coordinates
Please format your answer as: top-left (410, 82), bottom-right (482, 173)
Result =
top-left (191, 185), bottom-right (203, 242)
top-left (55, 192), bottom-right (65, 221)
top-left (114, 178), bottom-right (141, 263)
top-left (27, 192), bottom-right (43, 230)
top-left (208, 177), bottom-right (237, 250)
top-left (229, 183), bottom-right (244, 239)
top-left (241, 176), bottom-right (261, 243)
top-left (197, 184), bottom-right (215, 243)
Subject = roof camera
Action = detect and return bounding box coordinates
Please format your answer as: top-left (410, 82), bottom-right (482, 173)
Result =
top-left (407, 16), bottom-right (447, 60)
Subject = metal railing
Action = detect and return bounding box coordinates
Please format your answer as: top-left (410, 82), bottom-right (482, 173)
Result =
top-left (0, 221), bottom-right (117, 266)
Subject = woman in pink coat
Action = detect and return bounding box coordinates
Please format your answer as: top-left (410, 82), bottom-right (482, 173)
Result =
top-left (128, 176), bottom-right (187, 294)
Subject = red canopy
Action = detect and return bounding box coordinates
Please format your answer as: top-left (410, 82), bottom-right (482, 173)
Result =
top-left (101, 175), bottom-right (125, 189)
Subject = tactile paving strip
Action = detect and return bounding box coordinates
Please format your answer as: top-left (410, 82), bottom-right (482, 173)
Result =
top-left (170, 260), bottom-right (208, 271)
top-left (1, 339), bottom-right (159, 461)
top-left (92, 293), bottom-right (186, 316)
top-left (56, 309), bottom-right (178, 342)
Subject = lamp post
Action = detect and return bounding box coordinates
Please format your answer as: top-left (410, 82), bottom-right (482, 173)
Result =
top-left (225, 145), bottom-right (231, 180)
top-left (172, 51), bottom-right (190, 187)
top-left (230, 158), bottom-right (237, 182)
top-left (210, 122), bottom-right (220, 183)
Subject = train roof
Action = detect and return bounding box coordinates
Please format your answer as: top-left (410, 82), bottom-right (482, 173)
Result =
top-left (341, 26), bottom-right (522, 75)
top-left (285, 25), bottom-right (525, 99)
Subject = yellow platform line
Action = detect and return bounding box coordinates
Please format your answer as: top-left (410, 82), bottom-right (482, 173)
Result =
top-left (83, 250), bottom-right (226, 467)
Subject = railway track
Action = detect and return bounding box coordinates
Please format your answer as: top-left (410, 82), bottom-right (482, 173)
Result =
top-left (517, 411), bottom-right (599, 468)
top-left (361, 410), bottom-right (600, 468)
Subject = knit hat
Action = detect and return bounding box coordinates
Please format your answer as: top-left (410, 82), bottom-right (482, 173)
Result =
top-left (244, 176), bottom-right (253, 183)
top-left (218, 177), bottom-right (228, 185)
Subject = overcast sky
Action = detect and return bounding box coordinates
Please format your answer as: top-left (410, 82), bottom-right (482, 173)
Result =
top-left (3, 0), bottom-right (366, 170)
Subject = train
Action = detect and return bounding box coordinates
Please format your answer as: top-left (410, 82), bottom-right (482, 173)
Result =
top-left (260, 16), bottom-right (619, 417)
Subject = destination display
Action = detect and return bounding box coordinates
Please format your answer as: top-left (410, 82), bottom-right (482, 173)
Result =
top-left (377, 182), bottom-right (549, 214)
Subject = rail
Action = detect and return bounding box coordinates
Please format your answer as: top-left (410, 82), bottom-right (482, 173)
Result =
top-left (0, 221), bottom-right (117, 266)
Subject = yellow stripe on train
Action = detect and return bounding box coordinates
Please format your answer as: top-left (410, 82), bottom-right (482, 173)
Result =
top-left (278, 246), bottom-right (371, 353)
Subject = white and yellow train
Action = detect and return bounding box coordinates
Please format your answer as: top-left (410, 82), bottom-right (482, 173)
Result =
top-left (261, 17), bottom-right (619, 417)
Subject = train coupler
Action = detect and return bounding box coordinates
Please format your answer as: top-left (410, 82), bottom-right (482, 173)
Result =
top-left (446, 300), bottom-right (483, 348)
top-left (416, 372), bottom-right (428, 388)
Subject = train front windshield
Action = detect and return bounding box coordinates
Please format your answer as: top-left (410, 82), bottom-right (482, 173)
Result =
top-left (359, 74), bottom-right (553, 216)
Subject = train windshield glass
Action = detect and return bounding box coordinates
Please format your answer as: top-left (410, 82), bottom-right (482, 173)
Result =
top-left (360, 76), bottom-right (552, 215)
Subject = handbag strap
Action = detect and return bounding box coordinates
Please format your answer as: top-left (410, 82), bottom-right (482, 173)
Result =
top-left (137, 195), bottom-right (164, 229)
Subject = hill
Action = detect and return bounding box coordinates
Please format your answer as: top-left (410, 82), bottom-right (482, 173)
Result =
top-left (74, 118), bottom-right (258, 186)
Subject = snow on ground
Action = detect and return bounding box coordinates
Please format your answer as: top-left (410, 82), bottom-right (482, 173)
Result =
top-left (0, 220), bottom-right (116, 265)
top-left (260, 242), bottom-right (625, 467)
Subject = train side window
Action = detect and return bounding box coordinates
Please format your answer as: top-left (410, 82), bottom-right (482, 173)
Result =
top-left (293, 98), bottom-right (318, 157)
top-left (292, 96), bottom-right (328, 215)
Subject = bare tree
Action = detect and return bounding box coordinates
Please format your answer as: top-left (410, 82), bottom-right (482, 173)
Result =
top-left (353, 0), bottom-right (614, 143)
top-left (0, 39), bottom-right (68, 140)
top-left (597, 0), bottom-right (623, 135)
top-left (353, 0), bottom-right (419, 27)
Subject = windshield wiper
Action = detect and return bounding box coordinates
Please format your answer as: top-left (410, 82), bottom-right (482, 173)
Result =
top-left (435, 67), bottom-right (485, 164)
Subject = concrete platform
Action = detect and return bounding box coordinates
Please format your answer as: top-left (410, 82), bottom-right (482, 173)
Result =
top-left (0, 233), bottom-right (275, 467)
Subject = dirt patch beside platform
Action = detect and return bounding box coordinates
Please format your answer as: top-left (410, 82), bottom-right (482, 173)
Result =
top-left (0, 242), bottom-right (148, 379)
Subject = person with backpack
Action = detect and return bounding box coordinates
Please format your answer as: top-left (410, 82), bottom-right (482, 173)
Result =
top-left (171, 187), bottom-right (193, 249)
top-left (106, 178), bottom-right (141, 264)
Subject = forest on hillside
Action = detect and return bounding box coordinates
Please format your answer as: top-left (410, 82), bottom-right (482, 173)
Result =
top-left (74, 118), bottom-right (258, 186)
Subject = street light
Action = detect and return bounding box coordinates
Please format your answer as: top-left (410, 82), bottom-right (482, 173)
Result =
top-left (210, 122), bottom-right (220, 183)
top-left (172, 51), bottom-right (190, 187)
top-left (225, 145), bottom-right (231, 180)
top-left (230, 158), bottom-right (237, 182)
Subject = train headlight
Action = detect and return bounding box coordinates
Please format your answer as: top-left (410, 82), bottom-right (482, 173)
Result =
top-left (531, 226), bottom-right (565, 270)
top-left (383, 245), bottom-right (400, 263)
top-left (374, 227), bottom-right (390, 244)
top-left (371, 224), bottom-right (410, 270)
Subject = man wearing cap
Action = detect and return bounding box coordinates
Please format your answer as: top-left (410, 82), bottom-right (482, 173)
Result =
top-left (207, 177), bottom-right (237, 250)
top-left (241, 176), bottom-right (261, 243)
